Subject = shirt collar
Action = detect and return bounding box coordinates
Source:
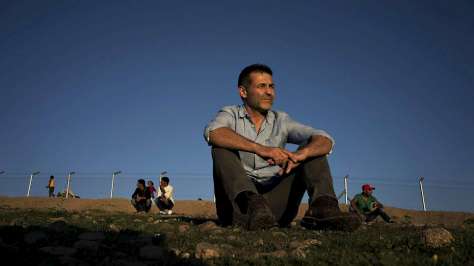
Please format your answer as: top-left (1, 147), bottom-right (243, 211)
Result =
top-left (238, 105), bottom-right (275, 126)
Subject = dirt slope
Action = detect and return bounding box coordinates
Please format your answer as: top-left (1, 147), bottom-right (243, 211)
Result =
top-left (0, 196), bottom-right (472, 226)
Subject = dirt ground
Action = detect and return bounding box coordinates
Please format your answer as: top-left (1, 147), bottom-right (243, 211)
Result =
top-left (0, 196), bottom-right (472, 226)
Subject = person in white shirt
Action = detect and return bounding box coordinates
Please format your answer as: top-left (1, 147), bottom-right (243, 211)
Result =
top-left (156, 176), bottom-right (174, 215)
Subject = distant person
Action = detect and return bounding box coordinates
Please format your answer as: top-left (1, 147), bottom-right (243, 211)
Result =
top-left (46, 176), bottom-right (55, 198)
top-left (203, 64), bottom-right (360, 231)
top-left (147, 180), bottom-right (157, 199)
top-left (131, 179), bottom-right (152, 213)
top-left (350, 184), bottom-right (393, 223)
top-left (156, 177), bottom-right (174, 215)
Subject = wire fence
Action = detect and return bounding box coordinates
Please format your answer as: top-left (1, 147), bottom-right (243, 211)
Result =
top-left (0, 171), bottom-right (473, 213)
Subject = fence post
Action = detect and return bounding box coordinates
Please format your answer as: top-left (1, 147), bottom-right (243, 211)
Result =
top-left (344, 175), bottom-right (349, 205)
top-left (419, 176), bottom-right (427, 211)
top-left (27, 171), bottom-right (40, 197)
top-left (110, 171), bottom-right (121, 199)
top-left (66, 172), bottom-right (75, 199)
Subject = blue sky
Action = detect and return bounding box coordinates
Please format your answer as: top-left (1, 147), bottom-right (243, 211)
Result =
top-left (1, 1), bottom-right (473, 212)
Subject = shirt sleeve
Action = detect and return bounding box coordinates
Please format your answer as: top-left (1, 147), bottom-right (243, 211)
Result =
top-left (285, 115), bottom-right (335, 151)
top-left (203, 107), bottom-right (236, 144)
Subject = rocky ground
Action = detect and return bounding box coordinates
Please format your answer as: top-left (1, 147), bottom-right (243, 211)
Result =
top-left (0, 198), bottom-right (473, 265)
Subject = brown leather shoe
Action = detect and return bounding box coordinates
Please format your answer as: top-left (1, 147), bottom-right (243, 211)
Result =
top-left (301, 196), bottom-right (361, 232)
top-left (246, 193), bottom-right (275, 230)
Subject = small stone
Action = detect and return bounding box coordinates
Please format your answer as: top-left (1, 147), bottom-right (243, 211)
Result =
top-left (290, 221), bottom-right (297, 227)
top-left (139, 245), bottom-right (164, 260)
top-left (422, 228), bottom-right (454, 248)
top-left (198, 221), bottom-right (218, 232)
top-left (133, 219), bottom-right (142, 223)
top-left (71, 214), bottom-right (81, 220)
top-left (255, 239), bottom-right (264, 246)
top-left (227, 235), bottom-right (237, 241)
top-left (147, 217), bottom-right (154, 223)
top-left (153, 220), bottom-right (162, 224)
top-left (178, 224), bottom-right (190, 233)
top-left (109, 223), bottom-right (120, 232)
top-left (181, 252), bottom-right (191, 259)
top-left (40, 246), bottom-right (77, 256)
top-left (74, 240), bottom-right (100, 253)
top-left (24, 231), bottom-right (48, 245)
top-left (289, 239), bottom-right (322, 250)
top-left (195, 242), bottom-right (220, 259)
top-left (171, 248), bottom-right (181, 256)
top-left (78, 232), bottom-right (105, 241)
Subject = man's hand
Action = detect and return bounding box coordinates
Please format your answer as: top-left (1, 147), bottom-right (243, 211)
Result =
top-left (256, 145), bottom-right (291, 167)
top-left (279, 149), bottom-right (309, 175)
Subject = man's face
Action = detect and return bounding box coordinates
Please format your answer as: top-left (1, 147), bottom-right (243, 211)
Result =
top-left (239, 72), bottom-right (275, 113)
top-left (137, 182), bottom-right (144, 190)
top-left (160, 180), bottom-right (167, 188)
top-left (363, 189), bottom-right (373, 196)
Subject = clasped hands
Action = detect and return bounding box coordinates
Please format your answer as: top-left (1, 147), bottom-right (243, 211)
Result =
top-left (256, 145), bottom-right (309, 176)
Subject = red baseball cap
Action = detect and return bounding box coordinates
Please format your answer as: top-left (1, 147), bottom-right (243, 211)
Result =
top-left (362, 184), bottom-right (375, 191)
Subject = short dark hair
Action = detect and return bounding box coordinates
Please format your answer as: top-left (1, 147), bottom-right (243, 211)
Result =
top-left (161, 177), bottom-right (170, 184)
top-left (238, 64), bottom-right (273, 88)
top-left (137, 179), bottom-right (146, 187)
top-left (147, 180), bottom-right (154, 186)
top-left (50, 176), bottom-right (54, 179)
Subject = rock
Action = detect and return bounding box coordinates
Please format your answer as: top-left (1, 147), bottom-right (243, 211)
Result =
top-left (74, 240), bottom-right (100, 253)
top-left (272, 231), bottom-right (287, 238)
top-left (109, 223), bottom-right (121, 232)
top-left (422, 228), bottom-right (454, 248)
top-left (24, 231), bottom-right (48, 245)
top-left (147, 217), bottom-right (155, 223)
top-left (290, 248), bottom-right (307, 259)
top-left (48, 221), bottom-right (68, 232)
top-left (195, 242), bottom-right (221, 259)
top-left (133, 219), bottom-right (142, 223)
top-left (181, 252), bottom-right (191, 259)
top-left (254, 250), bottom-right (288, 258)
top-left (49, 217), bottom-right (66, 222)
top-left (198, 221), bottom-right (218, 232)
top-left (78, 232), bottom-right (105, 241)
top-left (290, 221), bottom-right (297, 227)
top-left (139, 245), bottom-right (164, 260)
top-left (178, 224), bottom-right (190, 233)
top-left (40, 246), bottom-right (77, 256)
top-left (71, 214), bottom-right (81, 220)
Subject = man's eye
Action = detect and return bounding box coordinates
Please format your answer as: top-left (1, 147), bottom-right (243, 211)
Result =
top-left (257, 84), bottom-right (266, 88)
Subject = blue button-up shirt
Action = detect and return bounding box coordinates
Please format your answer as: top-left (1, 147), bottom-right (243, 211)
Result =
top-left (204, 105), bottom-right (335, 181)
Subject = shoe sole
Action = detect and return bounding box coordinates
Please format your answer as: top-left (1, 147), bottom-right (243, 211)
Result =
top-left (301, 215), bottom-right (361, 232)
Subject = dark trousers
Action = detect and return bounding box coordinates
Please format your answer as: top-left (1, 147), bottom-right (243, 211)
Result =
top-left (131, 198), bottom-right (152, 212)
top-left (48, 187), bottom-right (55, 198)
top-left (156, 197), bottom-right (174, 211)
top-left (364, 208), bottom-right (391, 223)
top-left (212, 147), bottom-right (337, 226)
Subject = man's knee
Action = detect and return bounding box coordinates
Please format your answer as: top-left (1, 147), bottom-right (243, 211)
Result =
top-left (211, 146), bottom-right (240, 161)
top-left (302, 155), bottom-right (330, 170)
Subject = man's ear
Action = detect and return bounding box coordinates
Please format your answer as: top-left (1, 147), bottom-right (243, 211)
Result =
top-left (239, 86), bottom-right (247, 99)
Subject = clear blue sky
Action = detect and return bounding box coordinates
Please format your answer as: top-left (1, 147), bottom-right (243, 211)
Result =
top-left (1, 1), bottom-right (473, 212)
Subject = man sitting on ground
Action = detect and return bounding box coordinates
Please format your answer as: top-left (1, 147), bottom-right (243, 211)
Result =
top-left (203, 63), bottom-right (360, 231)
top-left (350, 184), bottom-right (393, 223)
top-left (156, 177), bottom-right (175, 215)
top-left (131, 179), bottom-right (152, 213)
